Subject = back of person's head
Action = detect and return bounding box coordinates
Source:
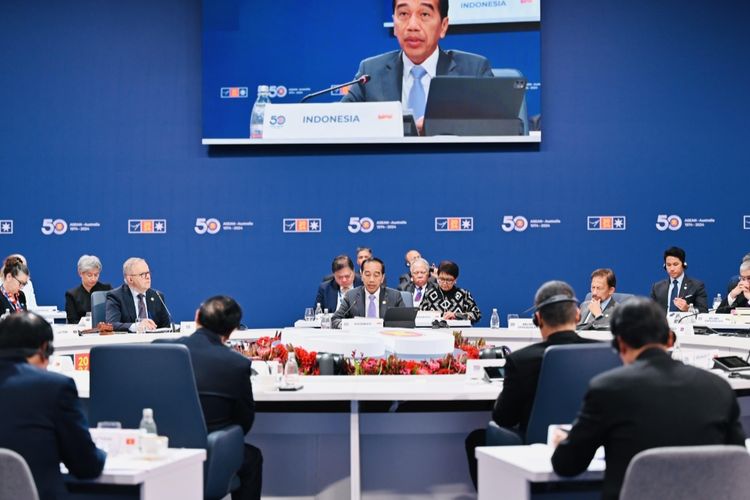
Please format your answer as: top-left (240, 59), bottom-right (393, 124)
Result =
top-left (3, 255), bottom-right (29, 278)
top-left (331, 255), bottom-right (355, 273)
top-left (663, 246), bottom-right (686, 265)
top-left (591, 268), bottom-right (616, 288)
top-left (438, 260), bottom-right (459, 279)
top-left (534, 280), bottom-right (578, 327)
top-left (0, 311), bottom-right (54, 357)
top-left (392, 0), bottom-right (449, 18)
top-left (609, 297), bottom-right (670, 349)
top-left (197, 296), bottom-right (242, 337)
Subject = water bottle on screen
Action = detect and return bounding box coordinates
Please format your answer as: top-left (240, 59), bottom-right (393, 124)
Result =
top-left (490, 308), bottom-right (500, 329)
top-left (284, 353), bottom-right (300, 387)
top-left (712, 293), bottom-right (722, 311)
top-left (314, 302), bottom-right (323, 321)
top-left (139, 408), bottom-right (157, 434)
top-left (250, 84), bottom-right (271, 139)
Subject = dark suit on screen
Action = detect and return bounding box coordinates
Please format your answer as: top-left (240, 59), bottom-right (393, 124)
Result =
top-left (314, 275), bottom-right (363, 314)
top-left (577, 298), bottom-right (617, 331)
top-left (154, 328), bottom-right (262, 500)
top-left (552, 348), bottom-right (745, 500)
top-left (0, 289), bottom-right (27, 313)
top-left (341, 48), bottom-right (494, 103)
top-left (331, 285), bottom-right (405, 329)
top-left (650, 275), bottom-right (708, 313)
top-left (105, 283), bottom-right (170, 331)
top-left (64, 282), bottom-right (112, 324)
top-left (0, 356), bottom-right (106, 500)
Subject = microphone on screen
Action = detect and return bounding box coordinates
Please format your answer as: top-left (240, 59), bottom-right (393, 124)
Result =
top-left (150, 289), bottom-right (174, 332)
top-left (300, 74), bottom-right (371, 103)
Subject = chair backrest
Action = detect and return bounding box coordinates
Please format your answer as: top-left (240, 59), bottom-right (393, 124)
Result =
top-left (0, 448), bottom-right (40, 500)
top-left (525, 343), bottom-right (621, 444)
top-left (583, 291), bottom-right (635, 304)
top-left (619, 445), bottom-right (750, 500)
top-left (491, 67), bottom-right (529, 134)
top-left (89, 344), bottom-right (208, 448)
top-left (90, 290), bottom-right (108, 325)
top-left (400, 290), bottom-right (414, 307)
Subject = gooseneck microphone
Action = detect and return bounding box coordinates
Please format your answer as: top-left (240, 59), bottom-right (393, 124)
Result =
top-left (151, 289), bottom-right (174, 332)
top-left (300, 75), bottom-right (371, 103)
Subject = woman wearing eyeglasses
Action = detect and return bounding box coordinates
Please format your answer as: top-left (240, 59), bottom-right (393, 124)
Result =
top-left (419, 260), bottom-right (482, 324)
top-left (65, 255), bottom-right (113, 324)
top-left (0, 256), bottom-right (30, 314)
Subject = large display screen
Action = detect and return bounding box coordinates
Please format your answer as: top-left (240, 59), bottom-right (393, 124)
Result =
top-left (202, 0), bottom-right (540, 144)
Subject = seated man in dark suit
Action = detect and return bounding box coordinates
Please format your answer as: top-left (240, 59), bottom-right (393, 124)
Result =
top-left (105, 257), bottom-right (170, 332)
top-left (577, 268), bottom-right (618, 330)
top-left (397, 249), bottom-right (423, 290)
top-left (551, 297), bottom-right (745, 500)
top-left (315, 255), bottom-right (363, 314)
top-left (332, 257), bottom-right (404, 329)
top-left (0, 312), bottom-right (106, 500)
top-left (649, 246), bottom-right (708, 313)
top-left (717, 259), bottom-right (750, 313)
top-left (65, 254), bottom-right (112, 324)
top-left (155, 296), bottom-right (262, 500)
top-left (726, 252), bottom-right (750, 295)
top-left (465, 281), bottom-right (597, 488)
top-left (400, 257), bottom-right (436, 308)
top-left (342, 0), bottom-right (493, 133)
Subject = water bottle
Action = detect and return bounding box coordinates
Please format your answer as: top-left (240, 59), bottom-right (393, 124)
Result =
top-left (139, 408), bottom-right (157, 434)
top-left (314, 302), bottom-right (323, 322)
top-left (712, 293), bottom-right (722, 311)
top-left (671, 340), bottom-right (683, 362)
top-left (490, 308), bottom-right (500, 329)
top-left (0, 308), bottom-right (10, 321)
top-left (321, 309), bottom-right (331, 329)
top-left (284, 353), bottom-right (299, 387)
top-left (250, 85), bottom-right (271, 139)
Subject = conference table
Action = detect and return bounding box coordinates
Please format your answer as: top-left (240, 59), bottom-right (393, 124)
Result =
top-left (52, 325), bottom-right (750, 500)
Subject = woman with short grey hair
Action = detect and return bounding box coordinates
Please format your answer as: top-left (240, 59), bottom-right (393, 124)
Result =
top-left (65, 254), bottom-right (112, 324)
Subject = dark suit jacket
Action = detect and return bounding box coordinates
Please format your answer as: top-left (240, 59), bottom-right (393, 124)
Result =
top-left (552, 348), bottom-right (745, 500)
top-left (314, 275), bottom-right (363, 314)
top-left (331, 286), bottom-right (405, 329)
top-left (399, 277), bottom-right (438, 293)
top-left (0, 289), bottom-right (26, 313)
top-left (341, 48), bottom-right (493, 103)
top-left (64, 282), bottom-right (112, 324)
top-left (104, 284), bottom-right (170, 331)
top-left (0, 357), bottom-right (106, 500)
top-left (650, 275), bottom-right (708, 313)
top-left (717, 292), bottom-right (750, 313)
top-left (154, 328), bottom-right (255, 433)
top-left (577, 298), bottom-right (617, 331)
top-left (492, 331), bottom-right (598, 435)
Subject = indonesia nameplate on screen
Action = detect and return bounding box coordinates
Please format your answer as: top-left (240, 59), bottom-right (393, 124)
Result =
top-left (262, 102), bottom-right (403, 140)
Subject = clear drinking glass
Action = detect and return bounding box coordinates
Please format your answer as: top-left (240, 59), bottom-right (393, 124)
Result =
top-left (507, 314), bottom-right (519, 327)
top-left (304, 307), bottom-right (315, 322)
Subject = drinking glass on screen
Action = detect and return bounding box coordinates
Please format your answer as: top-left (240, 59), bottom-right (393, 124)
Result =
top-left (507, 314), bottom-right (519, 327)
top-left (304, 307), bottom-right (315, 322)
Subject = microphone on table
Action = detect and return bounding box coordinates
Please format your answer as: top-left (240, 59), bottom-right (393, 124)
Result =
top-left (334, 293), bottom-right (360, 329)
top-left (150, 289), bottom-right (174, 332)
top-left (300, 75), bottom-right (371, 103)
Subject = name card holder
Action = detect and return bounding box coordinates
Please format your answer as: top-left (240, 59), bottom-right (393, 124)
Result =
top-left (508, 318), bottom-right (536, 330)
top-left (341, 318), bottom-right (384, 329)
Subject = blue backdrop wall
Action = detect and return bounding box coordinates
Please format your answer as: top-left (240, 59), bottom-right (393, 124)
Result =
top-left (1, 0), bottom-right (748, 327)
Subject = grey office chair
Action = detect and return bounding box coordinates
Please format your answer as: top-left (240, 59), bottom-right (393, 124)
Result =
top-left (400, 290), bottom-right (414, 307)
top-left (0, 448), bottom-right (39, 500)
top-left (619, 445), bottom-right (750, 500)
top-left (90, 290), bottom-right (108, 325)
top-left (491, 68), bottom-right (529, 135)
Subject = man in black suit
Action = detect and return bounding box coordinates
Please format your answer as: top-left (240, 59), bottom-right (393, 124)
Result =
top-left (551, 297), bottom-right (745, 500)
top-left (105, 257), bottom-right (170, 332)
top-left (649, 246), bottom-right (708, 313)
top-left (332, 257), bottom-right (404, 329)
top-left (155, 296), bottom-right (262, 500)
top-left (465, 281), bottom-right (597, 488)
top-left (315, 255), bottom-right (363, 314)
top-left (718, 259), bottom-right (750, 313)
top-left (0, 312), bottom-right (106, 500)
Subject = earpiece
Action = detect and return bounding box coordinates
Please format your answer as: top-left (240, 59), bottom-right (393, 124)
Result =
top-left (530, 294), bottom-right (578, 327)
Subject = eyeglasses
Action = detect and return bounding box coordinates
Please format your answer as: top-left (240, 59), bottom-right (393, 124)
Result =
top-left (129, 271), bottom-right (151, 279)
top-left (12, 276), bottom-right (28, 288)
top-left (740, 276), bottom-right (750, 282)
top-left (437, 276), bottom-right (456, 284)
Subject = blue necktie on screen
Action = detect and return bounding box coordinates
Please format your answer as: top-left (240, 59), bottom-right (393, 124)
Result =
top-left (407, 65), bottom-right (427, 120)
top-left (668, 279), bottom-right (679, 312)
top-left (367, 295), bottom-right (376, 318)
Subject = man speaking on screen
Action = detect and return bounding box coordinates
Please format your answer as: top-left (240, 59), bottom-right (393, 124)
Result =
top-left (341, 0), bottom-right (494, 133)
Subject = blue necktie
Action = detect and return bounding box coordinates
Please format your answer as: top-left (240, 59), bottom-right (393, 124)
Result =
top-left (367, 295), bottom-right (376, 318)
top-left (668, 279), bottom-right (679, 312)
top-left (407, 66), bottom-right (427, 120)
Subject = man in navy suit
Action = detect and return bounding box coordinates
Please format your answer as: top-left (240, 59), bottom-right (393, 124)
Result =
top-left (105, 257), bottom-right (171, 331)
top-left (331, 257), bottom-right (404, 328)
top-left (0, 312), bottom-right (106, 500)
top-left (342, 0), bottom-right (493, 132)
top-left (315, 255), bottom-right (363, 313)
top-left (649, 246), bottom-right (708, 313)
top-left (155, 296), bottom-right (262, 500)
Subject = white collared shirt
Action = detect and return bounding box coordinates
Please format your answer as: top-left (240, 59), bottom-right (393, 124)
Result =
top-left (401, 48), bottom-right (440, 112)
top-left (412, 285), bottom-right (426, 307)
top-left (364, 290), bottom-right (380, 318)
top-left (337, 287), bottom-right (352, 311)
top-left (130, 287), bottom-right (149, 321)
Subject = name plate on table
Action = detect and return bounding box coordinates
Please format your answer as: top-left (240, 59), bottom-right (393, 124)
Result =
top-left (508, 318), bottom-right (536, 330)
top-left (341, 318), bottom-right (384, 329)
top-left (262, 102), bottom-right (403, 139)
